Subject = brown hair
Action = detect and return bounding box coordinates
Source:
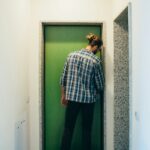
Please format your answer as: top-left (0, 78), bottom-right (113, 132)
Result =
top-left (86, 33), bottom-right (103, 48)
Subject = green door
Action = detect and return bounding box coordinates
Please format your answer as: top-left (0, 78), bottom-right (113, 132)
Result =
top-left (44, 25), bottom-right (103, 150)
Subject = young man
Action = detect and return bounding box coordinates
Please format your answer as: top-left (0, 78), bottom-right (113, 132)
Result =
top-left (60, 33), bottom-right (104, 150)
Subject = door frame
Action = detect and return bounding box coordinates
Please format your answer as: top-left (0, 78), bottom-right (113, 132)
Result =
top-left (39, 22), bottom-right (106, 150)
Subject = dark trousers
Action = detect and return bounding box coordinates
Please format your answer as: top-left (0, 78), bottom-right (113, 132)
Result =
top-left (61, 101), bottom-right (95, 150)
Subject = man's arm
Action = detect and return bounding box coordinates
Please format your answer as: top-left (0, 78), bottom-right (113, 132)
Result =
top-left (60, 58), bottom-right (69, 106)
top-left (94, 61), bottom-right (105, 92)
top-left (61, 86), bottom-right (68, 106)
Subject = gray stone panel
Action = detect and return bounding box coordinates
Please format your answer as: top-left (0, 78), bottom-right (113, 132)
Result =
top-left (114, 7), bottom-right (129, 150)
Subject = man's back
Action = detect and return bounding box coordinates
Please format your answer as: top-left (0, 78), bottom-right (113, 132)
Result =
top-left (60, 49), bottom-right (104, 103)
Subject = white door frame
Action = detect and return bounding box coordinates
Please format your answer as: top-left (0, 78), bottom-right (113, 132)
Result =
top-left (38, 22), bottom-right (107, 150)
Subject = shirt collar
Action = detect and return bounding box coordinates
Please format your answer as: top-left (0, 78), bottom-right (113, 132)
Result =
top-left (81, 48), bottom-right (93, 54)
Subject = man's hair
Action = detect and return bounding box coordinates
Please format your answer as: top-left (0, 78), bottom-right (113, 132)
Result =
top-left (86, 33), bottom-right (103, 48)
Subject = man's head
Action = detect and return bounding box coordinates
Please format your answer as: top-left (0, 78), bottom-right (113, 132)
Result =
top-left (86, 33), bottom-right (103, 54)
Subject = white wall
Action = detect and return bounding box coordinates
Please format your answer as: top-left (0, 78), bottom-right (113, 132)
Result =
top-left (113, 0), bottom-right (150, 149)
top-left (0, 0), bottom-right (31, 149)
top-left (29, 0), bottom-right (114, 150)
top-left (131, 0), bottom-right (150, 149)
top-left (112, 0), bottom-right (129, 19)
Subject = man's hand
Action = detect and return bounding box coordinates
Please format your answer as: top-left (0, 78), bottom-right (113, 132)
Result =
top-left (61, 86), bottom-right (68, 106)
top-left (61, 95), bottom-right (68, 106)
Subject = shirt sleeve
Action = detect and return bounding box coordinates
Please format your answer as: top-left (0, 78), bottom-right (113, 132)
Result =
top-left (94, 61), bottom-right (105, 92)
top-left (60, 57), bottom-right (69, 87)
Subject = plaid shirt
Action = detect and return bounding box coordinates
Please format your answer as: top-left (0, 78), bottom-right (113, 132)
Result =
top-left (60, 49), bottom-right (104, 103)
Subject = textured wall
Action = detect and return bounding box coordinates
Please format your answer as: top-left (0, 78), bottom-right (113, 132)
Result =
top-left (114, 7), bottom-right (129, 150)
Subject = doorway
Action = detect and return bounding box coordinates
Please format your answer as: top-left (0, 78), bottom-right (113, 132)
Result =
top-left (42, 24), bottom-right (104, 150)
